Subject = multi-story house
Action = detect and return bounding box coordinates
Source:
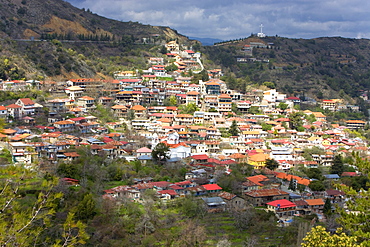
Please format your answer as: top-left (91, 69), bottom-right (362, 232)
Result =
top-left (0, 106), bottom-right (7, 118)
top-left (263, 89), bottom-right (286, 103)
top-left (175, 114), bottom-right (193, 126)
top-left (9, 142), bottom-right (36, 164)
top-left (47, 99), bottom-right (72, 113)
top-left (218, 94), bottom-right (232, 113)
top-left (320, 99), bottom-right (342, 111)
top-left (270, 146), bottom-right (293, 161)
top-left (131, 105), bottom-right (147, 119)
top-left (65, 86), bottom-right (84, 100)
top-left (193, 111), bottom-right (205, 125)
top-left (345, 120), bottom-right (366, 130)
top-left (186, 91), bottom-right (200, 106)
top-left (266, 199), bottom-right (297, 218)
top-left (98, 97), bottom-right (113, 106)
top-left (16, 98), bottom-right (35, 116)
top-left (53, 120), bottom-right (76, 132)
top-left (205, 80), bottom-right (221, 95)
top-left (77, 96), bottom-right (95, 110)
top-left (236, 100), bottom-right (252, 113)
top-left (205, 140), bottom-right (220, 154)
top-left (204, 95), bottom-right (218, 111)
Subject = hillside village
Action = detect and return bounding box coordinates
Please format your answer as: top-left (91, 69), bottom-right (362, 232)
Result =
top-left (0, 40), bottom-right (369, 230)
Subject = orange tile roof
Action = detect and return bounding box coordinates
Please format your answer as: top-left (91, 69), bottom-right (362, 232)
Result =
top-left (205, 81), bottom-right (220, 86)
top-left (218, 94), bottom-right (231, 98)
top-left (1, 129), bottom-right (17, 134)
top-left (79, 96), bottom-right (95, 100)
top-left (186, 91), bottom-right (200, 95)
top-left (246, 175), bottom-right (268, 186)
top-left (346, 120), bottom-right (366, 124)
top-left (249, 153), bottom-right (269, 162)
top-left (305, 198), bottom-right (324, 206)
top-left (6, 104), bottom-right (21, 109)
top-left (176, 114), bottom-right (193, 118)
top-left (131, 105), bottom-right (146, 111)
top-left (111, 105), bottom-right (127, 110)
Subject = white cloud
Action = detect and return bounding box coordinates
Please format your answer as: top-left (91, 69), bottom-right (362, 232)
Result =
top-left (66, 0), bottom-right (370, 40)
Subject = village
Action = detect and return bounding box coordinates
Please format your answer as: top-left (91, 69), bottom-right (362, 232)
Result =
top-left (0, 40), bottom-right (368, 227)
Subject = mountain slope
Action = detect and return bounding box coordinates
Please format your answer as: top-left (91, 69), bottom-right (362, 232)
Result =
top-left (202, 36), bottom-right (370, 100)
top-left (0, 0), bottom-right (189, 43)
top-left (0, 0), bottom-right (197, 80)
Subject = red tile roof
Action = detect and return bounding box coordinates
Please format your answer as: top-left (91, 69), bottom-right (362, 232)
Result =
top-left (266, 199), bottom-right (296, 208)
top-left (191, 154), bottom-right (209, 160)
top-left (19, 98), bottom-right (35, 105)
top-left (202, 184), bottom-right (222, 191)
top-left (158, 190), bottom-right (177, 196)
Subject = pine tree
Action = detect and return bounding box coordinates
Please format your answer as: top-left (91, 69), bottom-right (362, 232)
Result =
top-left (288, 179), bottom-right (296, 191)
top-left (228, 120), bottom-right (239, 136)
top-left (323, 198), bottom-right (332, 217)
top-left (330, 155), bottom-right (344, 175)
top-left (265, 158), bottom-right (279, 170)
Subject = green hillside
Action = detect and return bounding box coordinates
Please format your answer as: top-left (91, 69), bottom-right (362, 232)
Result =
top-left (201, 36), bottom-right (370, 100)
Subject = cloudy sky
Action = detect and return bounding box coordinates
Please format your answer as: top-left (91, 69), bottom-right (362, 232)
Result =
top-left (65, 0), bottom-right (370, 41)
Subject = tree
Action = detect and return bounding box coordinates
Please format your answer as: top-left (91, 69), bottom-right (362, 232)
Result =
top-left (263, 81), bottom-right (275, 89)
top-left (75, 193), bottom-right (97, 221)
top-left (0, 118), bottom-right (5, 130)
top-left (0, 166), bottom-right (89, 246)
top-left (265, 158), bottom-right (279, 170)
top-left (301, 226), bottom-right (358, 247)
top-left (323, 198), bottom-right (332, 217)
top-left (261, 123), bottom-right (273, 131)
top-left (54, 212), bottom-right (89, 246)
top-left (127, 109), bottom-right (135, 120)
top-left (151, 143), bottom-right (170, 164)
top-left (288, 179), bottom-right (296, 191)
top-left (160, 45), bottom-right (168, 54)
top-left (163, 95), bottom-right (178, 106)
top-left (305, 168), bottom-right (323, 180)
top-left (228, 120), bottom-right (239, 136)
top-left (336, 153), bottom-right (370, 245)
top-left (249, 106), bottom-right (261, 114)
top-left (277, 102), bottom-right (289, 113)
top-left (289, 112), bottom-right (305, 130)
top-left (308, 180), bottom-right (325, 191)
top-left (165, 63), bottom-right (178, 72)
top-left (179, 103), bottom-right (199, 115)
top-left (330, 155), bottom-right (344, 175)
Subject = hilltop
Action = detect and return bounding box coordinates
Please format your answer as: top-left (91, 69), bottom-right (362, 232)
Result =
top-left (202, 36), bottom-right (370, 100)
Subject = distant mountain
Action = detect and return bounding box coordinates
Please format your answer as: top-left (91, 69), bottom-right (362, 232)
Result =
top-left (188, 37), bottom-right (223, 46)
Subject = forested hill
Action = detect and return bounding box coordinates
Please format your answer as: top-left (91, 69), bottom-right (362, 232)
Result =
top-left (0, 0), bottom-right (190, 42)
top-left (0, 0), bottom-right (196, 80)
top-left (202, 36), bottom-right (370, 100)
